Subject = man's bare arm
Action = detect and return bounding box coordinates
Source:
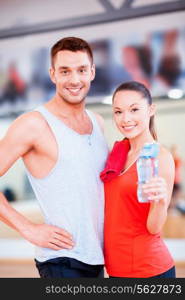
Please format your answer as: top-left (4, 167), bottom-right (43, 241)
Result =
top-left (0, 113), bottom-right (74, 250)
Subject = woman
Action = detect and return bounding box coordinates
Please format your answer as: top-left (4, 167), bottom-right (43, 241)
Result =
top-left (102, 81), bottom-right (175, 278)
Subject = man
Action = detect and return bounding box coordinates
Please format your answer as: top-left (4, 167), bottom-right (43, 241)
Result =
top-left (0, 37), bottom-right (109, 278)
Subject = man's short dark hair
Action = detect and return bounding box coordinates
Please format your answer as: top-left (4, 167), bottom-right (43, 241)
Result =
top-left (51, 37), bottom-right (93, 67)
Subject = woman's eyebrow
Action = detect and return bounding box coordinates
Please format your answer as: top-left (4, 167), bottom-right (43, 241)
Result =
top-left (130, 103), bottom-right (140, 107)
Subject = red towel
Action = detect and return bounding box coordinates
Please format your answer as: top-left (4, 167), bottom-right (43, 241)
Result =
top-left (100, 138), bottom-right (130, 182)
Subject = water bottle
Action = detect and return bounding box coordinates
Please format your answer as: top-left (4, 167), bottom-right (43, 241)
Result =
top-left (137, 143), bottom-right (159, 203)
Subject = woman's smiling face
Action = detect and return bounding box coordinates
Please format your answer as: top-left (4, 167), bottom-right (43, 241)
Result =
top-left (113, 90), bottom-right (154, 140)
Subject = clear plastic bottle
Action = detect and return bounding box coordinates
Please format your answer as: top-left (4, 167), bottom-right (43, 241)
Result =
top-left (137, 143), bottom-right (159, 203)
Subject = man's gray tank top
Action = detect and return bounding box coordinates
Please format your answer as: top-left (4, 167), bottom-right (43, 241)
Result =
top-left (25, 106), bottom-right (109, 264)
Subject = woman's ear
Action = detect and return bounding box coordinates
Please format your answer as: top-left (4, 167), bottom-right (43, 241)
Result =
top-left (149, 103), bottom-right (156, 117)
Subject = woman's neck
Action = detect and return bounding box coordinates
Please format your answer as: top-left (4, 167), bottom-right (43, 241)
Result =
top-left (128, 132), bottom-right (155, 153)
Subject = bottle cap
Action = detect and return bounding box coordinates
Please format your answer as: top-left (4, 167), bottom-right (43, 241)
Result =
top-left (139, 143), bottom-right (159, 158)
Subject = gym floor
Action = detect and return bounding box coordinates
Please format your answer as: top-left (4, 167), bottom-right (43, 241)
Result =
top-left (0, 238), bottom-right (185, 278)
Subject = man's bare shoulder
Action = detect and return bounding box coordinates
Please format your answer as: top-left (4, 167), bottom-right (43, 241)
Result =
top-left (0, 111), bottom-right (49, 175)
top-left (9, 111), bottom-right (48, 136)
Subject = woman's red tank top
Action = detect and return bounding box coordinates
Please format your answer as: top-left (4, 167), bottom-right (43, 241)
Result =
top-left (104, 161), bottom-right (174, 277)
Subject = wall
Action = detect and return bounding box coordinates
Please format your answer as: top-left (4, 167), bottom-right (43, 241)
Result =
top-left (0, 1), bottom-right (185, 200)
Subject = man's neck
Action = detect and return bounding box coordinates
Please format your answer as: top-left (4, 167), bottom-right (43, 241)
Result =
top-left (44, 96), bottom-right (92, 135)
top-left (45, 96), bottom-right (86, 119)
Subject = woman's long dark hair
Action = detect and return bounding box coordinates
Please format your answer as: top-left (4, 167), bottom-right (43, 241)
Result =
top-left (112, 81), bottom-right (157, 140)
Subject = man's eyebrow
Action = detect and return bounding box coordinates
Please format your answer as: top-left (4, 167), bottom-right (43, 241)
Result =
top-left (78, 65), bottom-right (89, 68)
top-left (57, 65), bottom-right (89, 70)
top-left (58, 66), bottom-right (69, 70)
